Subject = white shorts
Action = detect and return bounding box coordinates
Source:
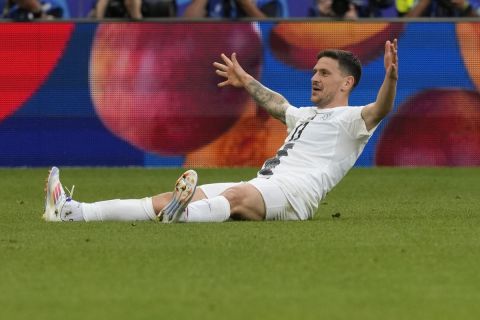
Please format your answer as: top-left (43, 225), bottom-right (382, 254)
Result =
top-left (198, 177), bottom-right (301, 221)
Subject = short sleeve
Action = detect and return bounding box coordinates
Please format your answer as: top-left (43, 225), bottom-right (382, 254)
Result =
top-left (338, 106), bottom-right (379, 139)
top-left (285, 106), bottom-right (315, 133)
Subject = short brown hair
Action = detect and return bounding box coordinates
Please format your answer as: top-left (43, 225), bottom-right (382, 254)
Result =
top-left (317, 50), bottom-right (362, 89)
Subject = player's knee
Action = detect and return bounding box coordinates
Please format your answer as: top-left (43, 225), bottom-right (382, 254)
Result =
top-left (222, 187), bottom-right (243, 211)
top-left (222, 187), bottom-right (263, 221)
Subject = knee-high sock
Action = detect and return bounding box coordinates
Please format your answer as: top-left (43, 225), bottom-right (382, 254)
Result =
top-left (81, 197), bottom-right (156, 222)
top-left (181, 196), bottom-right (230, 223)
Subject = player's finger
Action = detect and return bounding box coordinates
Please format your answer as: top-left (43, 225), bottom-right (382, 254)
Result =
top-left (393, 38), bottom-right (398, 50)
top-left (385, 40), bottom-right (390, 53)
top-left (217, 80), bottom-right (229, 87)
top-left (221, 53), bottom-right (233, 66)
top-left (231, 52), bottom-right (239, 65)
top-left (215, 70), bottom-right (228, 78)
top-left (213, 62), bottom-right (228, 71)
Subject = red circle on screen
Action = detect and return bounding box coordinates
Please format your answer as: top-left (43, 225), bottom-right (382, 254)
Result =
top-left (376, 89), bottom-right (480, 166)
top-left (0, 23), bottom-right (75, 122)
top-left (90, 23), bottom-right (262, 155)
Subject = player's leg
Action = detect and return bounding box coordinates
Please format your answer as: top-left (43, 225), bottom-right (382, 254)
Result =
top-left (43, 166), bottom-right (157, 222)
top-left (158, 178), bottom-right (242, 223)
top-left (43, 167), bottom-right (295, 223)
top-left (44, 167), bottom-right (202, 222)
top-left (44, 167), bottom-right (235, 223)
top-left (166, 181), bottom-right (266, 222)
top-left (220, 183), bottom-right (266, 221)
top-left (152, 189), bottom-right (206, 217)
top-left (162, 178), bottom-right (294, 223)
top-left (221, 178), bottom-right (299, 221)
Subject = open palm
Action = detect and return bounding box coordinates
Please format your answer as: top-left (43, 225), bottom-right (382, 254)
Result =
top-left (384, 39), bottom-right (398, 80)
top-left (213, 53), bottom-right (248, 88)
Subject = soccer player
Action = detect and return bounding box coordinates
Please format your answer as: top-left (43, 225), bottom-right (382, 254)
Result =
top-left (43, 39), bottom-right (398, 223)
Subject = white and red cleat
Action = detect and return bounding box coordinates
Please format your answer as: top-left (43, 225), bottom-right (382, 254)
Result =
top-left (43, 167), bottom-right (74, 222)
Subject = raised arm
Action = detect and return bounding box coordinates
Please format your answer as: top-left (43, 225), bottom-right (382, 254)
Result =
top-left (214, 53), bottom-right (290, 123)
top-left (361, 39), bottom-right (398, 131)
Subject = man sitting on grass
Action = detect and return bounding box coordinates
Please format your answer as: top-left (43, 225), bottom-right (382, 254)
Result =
top-left (43, 39), bottom-right (398, 223)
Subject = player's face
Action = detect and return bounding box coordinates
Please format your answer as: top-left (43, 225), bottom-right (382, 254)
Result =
top-left (310, 57), bottom-right (349, 107)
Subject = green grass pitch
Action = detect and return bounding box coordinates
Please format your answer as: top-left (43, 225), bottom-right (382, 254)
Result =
top-left (1, 167), bottom-right (480, 320)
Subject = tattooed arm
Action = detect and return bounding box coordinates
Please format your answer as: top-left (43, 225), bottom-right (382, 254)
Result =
top-left (214, 53), bottom-right (290, 123)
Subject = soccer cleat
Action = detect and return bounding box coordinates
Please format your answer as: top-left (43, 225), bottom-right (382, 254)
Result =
top-left (43, 166), bottom-right (75, 222)
top-left (159, 170), bottom-right (198, 223)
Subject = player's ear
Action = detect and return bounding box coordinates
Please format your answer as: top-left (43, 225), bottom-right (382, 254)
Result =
top-left (342, 75), bottom-right (354, 92)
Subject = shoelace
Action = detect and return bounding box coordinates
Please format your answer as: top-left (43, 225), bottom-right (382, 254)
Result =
top-left (64, 185), bottom-right (75, 200)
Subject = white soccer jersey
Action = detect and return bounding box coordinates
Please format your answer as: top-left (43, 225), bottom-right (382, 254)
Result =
top-left (257, 105), bottom-right (378, 218)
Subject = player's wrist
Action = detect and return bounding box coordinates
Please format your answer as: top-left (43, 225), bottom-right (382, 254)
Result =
top-left (241, 73), bottom-right (254, 86)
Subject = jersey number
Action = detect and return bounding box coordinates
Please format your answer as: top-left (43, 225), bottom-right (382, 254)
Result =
top-left (258, 115), bottom-right (315, 176)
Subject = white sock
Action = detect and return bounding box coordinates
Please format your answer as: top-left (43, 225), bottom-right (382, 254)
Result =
top-left (60, 199), bottom-right (85, 222)
top-left (181, 196), bottom-right (230, 223)
top-left (81, 197), bottom-right (156, 222)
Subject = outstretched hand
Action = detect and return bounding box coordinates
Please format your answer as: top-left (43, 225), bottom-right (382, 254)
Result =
top-left (213, 53), bottom-right (249, 88)
top-left (384, 39), bottom-right (398, 80)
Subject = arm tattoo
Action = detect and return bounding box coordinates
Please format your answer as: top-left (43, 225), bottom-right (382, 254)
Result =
top-left (246, 79), bottom-right (288, 123)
